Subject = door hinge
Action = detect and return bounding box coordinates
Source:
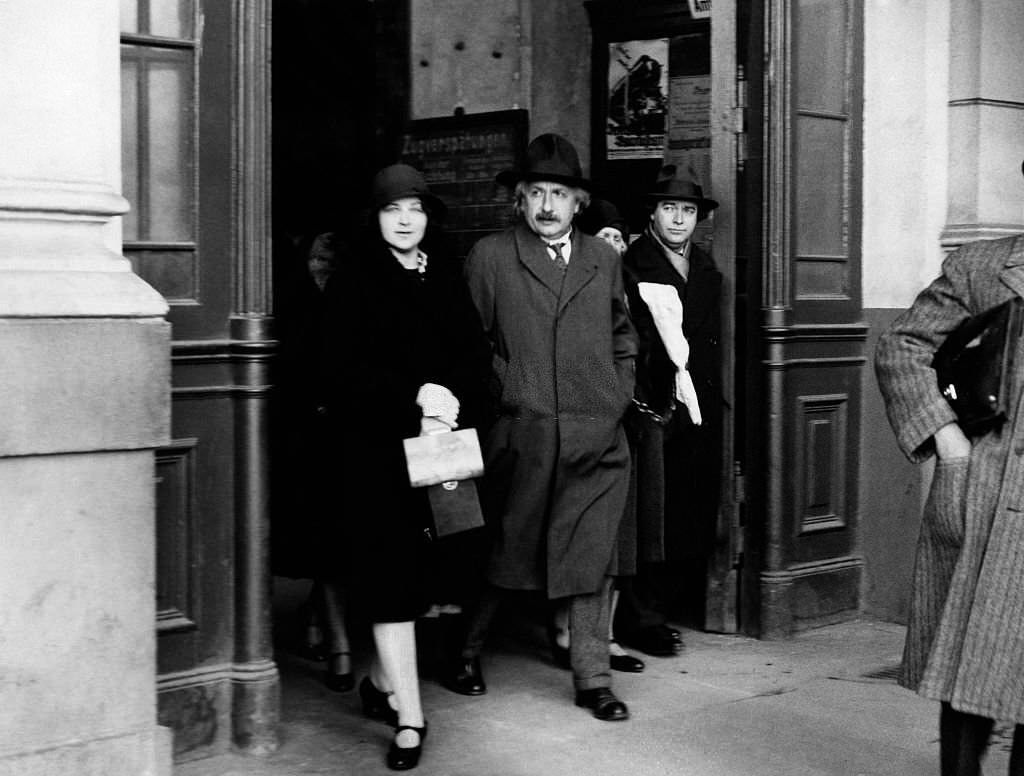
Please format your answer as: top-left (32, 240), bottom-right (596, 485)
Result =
top-left (731, 460), bottom-right (746, 569)
top-left (734, 64), bottom-right (748, 170)
top-left (732, 460), bottom-right (746, 505)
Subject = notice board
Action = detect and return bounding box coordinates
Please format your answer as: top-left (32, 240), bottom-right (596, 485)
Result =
top-left (399, 109), bottom-right (528, 258)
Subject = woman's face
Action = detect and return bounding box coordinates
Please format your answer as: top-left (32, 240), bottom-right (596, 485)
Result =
top-left (596, 226), bottom-right (627, 257)
top-left (379, 196), bottom-right (427, 256)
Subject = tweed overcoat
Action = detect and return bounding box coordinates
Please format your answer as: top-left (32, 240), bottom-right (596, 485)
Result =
top-left (875, 233), bottom-right (1024, 724)
top-left (464, 222), bottom-right (637, 599)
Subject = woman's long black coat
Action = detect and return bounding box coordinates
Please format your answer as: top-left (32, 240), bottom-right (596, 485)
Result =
top-left (326, 238), bottom-right (490, 622)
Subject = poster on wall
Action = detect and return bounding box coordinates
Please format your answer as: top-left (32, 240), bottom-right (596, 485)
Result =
top-left (665, 74), bottom-right (712, 189)
top-left (686, 0), bottom-right (711, 19)
top-left (606, 38), bottom-right (669, 160)
top-left (398, 109), bottom-right (528, 258)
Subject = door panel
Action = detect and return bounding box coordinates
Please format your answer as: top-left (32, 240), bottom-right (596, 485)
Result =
top-left (753, 0), bottom-right (866, 637)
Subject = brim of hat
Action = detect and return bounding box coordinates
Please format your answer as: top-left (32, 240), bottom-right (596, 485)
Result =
top-left (643, 192), bottom-right (719, 213)
top-left (496, 170), bottom-right (593, 192)
top-left (374, 190), bottom-right (448, 221)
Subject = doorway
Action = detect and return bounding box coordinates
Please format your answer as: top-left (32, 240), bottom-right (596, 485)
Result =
top-left (586, 0), bottom-right (743, 635)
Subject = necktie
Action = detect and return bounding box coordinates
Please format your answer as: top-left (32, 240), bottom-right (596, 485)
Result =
top-left (548, 241), bottom-right (567, 270)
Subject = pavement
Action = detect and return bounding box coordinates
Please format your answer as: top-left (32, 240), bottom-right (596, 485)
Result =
top-left (174, 597), bottom-right (1014, 776)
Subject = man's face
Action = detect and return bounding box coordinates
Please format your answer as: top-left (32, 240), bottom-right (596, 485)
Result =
top-left (651, 199), bottom-right (699, 251)
top-left (522, 181), bottom-right (581, 241)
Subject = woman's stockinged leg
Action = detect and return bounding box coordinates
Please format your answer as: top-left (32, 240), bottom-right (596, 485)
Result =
top-left (373, 620), bottom-right (425, 746)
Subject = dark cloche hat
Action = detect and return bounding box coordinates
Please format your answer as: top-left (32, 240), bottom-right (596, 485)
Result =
top-left (370, 163), bottom-right (447, 220)
top-left (578, 198), bottom-right (630, 242)
top-left (496, 133), bottom-right (593, 192)
top-left (644, 164), bottom-right (719, 219)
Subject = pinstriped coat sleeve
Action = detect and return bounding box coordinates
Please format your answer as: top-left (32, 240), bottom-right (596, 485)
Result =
top-left (874, 250), bottom-right (973, 463)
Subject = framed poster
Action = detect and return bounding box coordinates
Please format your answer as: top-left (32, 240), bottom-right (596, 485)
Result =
top-left (606, 39), bottom-right (669, 160)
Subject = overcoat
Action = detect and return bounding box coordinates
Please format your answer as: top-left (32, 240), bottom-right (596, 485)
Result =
top-left (464, 222), bottom-right (637, 599)
top-left (329, 238), bottom-right (490, 622)
top-left (875, 233), bottom-right (1024, 724)
top-left (621, 233), bottom-right (724, 561)
top-left (271, 254), bottom-right (338, 580)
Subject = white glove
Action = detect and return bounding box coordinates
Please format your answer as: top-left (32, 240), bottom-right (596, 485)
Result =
top-left (420, 416), bottom-right (453, 435)
top-left (415, 382), bottom-right (460, 429)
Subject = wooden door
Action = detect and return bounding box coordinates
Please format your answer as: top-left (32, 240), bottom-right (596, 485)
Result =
top-left (743, 0), bottom-right (867, 638)
top-left (120, 0), bottom-right (277, 760)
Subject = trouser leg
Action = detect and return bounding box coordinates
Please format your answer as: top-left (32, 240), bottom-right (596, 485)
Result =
top-left (460, 584), bottom-right (503, 659)
top-left (939, 702), bottom-right (994, 776)
top-left (568, 578), bottom-right (613, 692)
top-left (1008, 724), bottom-right (1024, 776)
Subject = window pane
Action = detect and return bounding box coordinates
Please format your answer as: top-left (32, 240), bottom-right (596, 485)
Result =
top-left (147, 57), bottom-right (193, 241)
top-left (121, 58), bottom-right (140, 241)
top-left (150, 0), bottom-right (194, 39)
top-left (120, 0), bottom-right (139, 34)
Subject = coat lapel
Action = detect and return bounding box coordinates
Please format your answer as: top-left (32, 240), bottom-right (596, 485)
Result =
top-left (999, 234), bottom-right (1024, 300)
top-left (556, 231), bottom-right (597, 317)
top-left (681, 246), bottom-right (715, 331)
top-left (514, 224), bottom-right (565, 298)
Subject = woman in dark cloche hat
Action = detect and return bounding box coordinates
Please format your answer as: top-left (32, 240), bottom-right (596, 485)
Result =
top-left (326, 163), bottom-right (489, 770)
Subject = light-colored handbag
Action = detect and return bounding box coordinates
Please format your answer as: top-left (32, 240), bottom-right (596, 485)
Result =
top-left (403, 428), bottom-right (486, 538)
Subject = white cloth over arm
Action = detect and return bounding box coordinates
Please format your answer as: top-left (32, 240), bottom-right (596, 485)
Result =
top-left (637, 282), bottom-right (702, 425)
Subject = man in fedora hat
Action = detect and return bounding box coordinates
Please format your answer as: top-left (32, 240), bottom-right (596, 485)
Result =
top-left (614, 164), bottom-right (724, 659)
top-left (441, 133), bottom-right (637, 722)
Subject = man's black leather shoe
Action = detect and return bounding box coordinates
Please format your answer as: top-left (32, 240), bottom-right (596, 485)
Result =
top-left (574, 688), bottom-right (630, 721)
top-left (609, 651), bottom-right (645, 673)
top-left (621, 625), bottom-right (684, 657)
top-left (441, 657), bottom-right (487, 696)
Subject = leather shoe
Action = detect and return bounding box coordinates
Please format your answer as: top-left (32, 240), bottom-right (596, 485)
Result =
top-left (441, 657), bottom-right (486, 696)
top-left (359, 677), bottom-right (399, 727)
top-left (323, 652), bottom-right (355, 692)
top-left (621, 625), bottom-right (684, 657)
top-left (386, 722), bottom-right (428, 770)
top-left (609, 648), bottom-right (645, 673)
top-left (575, 688), bottom-right (630, 721)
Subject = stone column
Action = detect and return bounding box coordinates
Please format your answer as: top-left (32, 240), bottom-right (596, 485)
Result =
top-left (943, 0), bottom-right (1024, 248)
top-left (0, 2), bottom-right (172, 775)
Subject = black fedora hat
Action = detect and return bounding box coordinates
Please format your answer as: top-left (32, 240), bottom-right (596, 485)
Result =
top-left (578, 198), bottom-right (630, 242)
top-left (496, 133), bottom-right (592, 192)
top-left (644, 164), bottom-right (718, 219)
top-left (370, 163), bottom-right (447, 221)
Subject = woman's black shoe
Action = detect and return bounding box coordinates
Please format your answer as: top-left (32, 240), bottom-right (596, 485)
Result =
top-left (324, 652), bottom-right (354, 692)
top-left (386, 723), bottom-right (428, 770)
top-left (359, 677), bottom-right (398, 727)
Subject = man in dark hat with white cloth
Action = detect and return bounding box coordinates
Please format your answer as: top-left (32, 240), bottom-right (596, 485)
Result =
top-left (614, 165), bottom-right (723, 660)
top-left (441, 133), bottom-right (637, 721)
